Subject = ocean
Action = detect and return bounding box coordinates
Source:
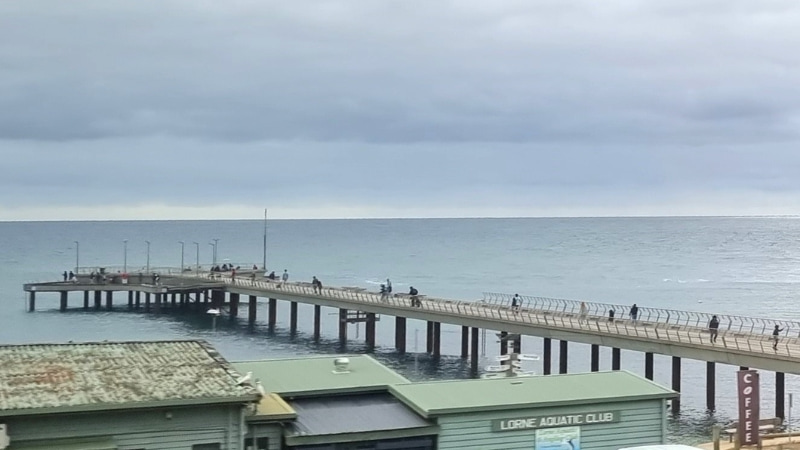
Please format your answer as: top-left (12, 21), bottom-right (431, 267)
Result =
top-left (2, 216), bottom-right (800, 444)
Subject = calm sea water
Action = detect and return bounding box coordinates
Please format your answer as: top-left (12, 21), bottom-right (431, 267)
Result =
top-left (2, 217), bottom-right (800, 443)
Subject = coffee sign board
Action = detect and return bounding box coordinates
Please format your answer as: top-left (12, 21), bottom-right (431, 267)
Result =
top-left (737, 370), bottom-right (760, 446)
top-left (492, 411), bottom-right (620, 432)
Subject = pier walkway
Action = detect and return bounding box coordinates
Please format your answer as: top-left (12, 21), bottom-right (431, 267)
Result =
top-left (23, 270), bottom-right (800, 417)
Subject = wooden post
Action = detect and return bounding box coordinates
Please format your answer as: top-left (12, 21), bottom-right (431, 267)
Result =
top-left (432, 322), bottom-right (441, 357)
top-left (470, 327), bottom-right (480, 376)
top-left (513, 336), bottom-right (521, 354)
top-left (500, 331), bottom-right (509, 356)
top-left (229, 293), bottom-right (240, 319)
top-left (777, 371), bottom-right (786, 420)
top-left (366, 313), bottom-right (376, 350)
top-left (461, 326), bottom-right (469, 358)
top-left (59, 291), bottom-right (67, 312)
top-left (128, 291), bottom-right (134, 310)
top-left (105, 291), bottom-right (113, 310)
top-left (289, 301), bottom-right (298, 334)
top-left (134, 291), bottom-right (140, 309)
top-left (612, 347), bottom-right (621, 370)
top-left (395, 317), bottom-right (406, 354)
top-left (248, 295), bottom-right (257, 325)
top-left (171, 293), bottom-right (177, 309)
top-left (707, 361), bottom-right (716, 411)
top-left (94, 290), bottom-right (102, 310)
top-left (268, 298), bottom-right (277, 330)
top-left (426, 321), bottom-right (434, 354)
top-left (543, 338), bottom-right (552, 375)
top-left (84, 291), bottom-right (90, 310)
top-left (338, 308), bottom-right (348, 344)
top-left (712, 425), bottom-right (721, 450)
top-left (144, 292), bottom-right (151, 312)
top-left (154, 293), bottom-right (162, 314)
top-left (313, 305), bottom-right (321, 340)
top-left (559, 340), bottom-right (568, 374)
top-left (645, 352), bottom-right (654, 380)
top-left (590, 344), bottom-right (600, 372)
top-left (28, 291), bottom-right (36, 312)
top-left (671, 356), bottom-right (681, 414)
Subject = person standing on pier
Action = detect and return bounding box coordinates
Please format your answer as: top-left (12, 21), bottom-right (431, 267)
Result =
top-left (629, 303), bottom-right (639, 323)
top-left (773, 324), bottom-right (784, 350)
top-left (579, 301), bottom-right (588, 323)
top-left (708, 315), bottom-right (720, 343)
top-left (62, 271), bottom-right (68, 281)
top-left (512, 294), bottom-right (521, 314)
top-left (386, 278), bottom-right (392, 295)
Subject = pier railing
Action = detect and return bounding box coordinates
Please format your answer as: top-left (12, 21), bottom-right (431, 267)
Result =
top-left (169, 272), bottom-right (800, 358)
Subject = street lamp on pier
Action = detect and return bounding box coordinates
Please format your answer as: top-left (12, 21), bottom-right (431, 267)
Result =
top-left (178, 241), bottom-right (185, 273)
top-left (74, 241), bottom-right (79, 273)
top-left (210, 238), bottom-right (219, 266)
top-left (193, 242), bottom-right (200, 275)
top-left (145, 240), bottom-right (151, 273)
top-left (123, 239), bottom-right (128, 273)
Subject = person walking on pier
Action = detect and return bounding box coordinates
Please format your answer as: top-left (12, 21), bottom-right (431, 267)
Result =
top-left (379, 284), bottom-right (388, 302)
top-left (708, 315), bottom-right (720, 343)
top-left (281, 269), bottom-right (289, 287)
top-left (62, 271), bottom-right (68, 281)
top-left (629, 303), bottom-right (639, 324)
top-left (773, 324), bottom-right (784, 350)
top-left (512, 294), bottom-right (521, 314)
top-left (579, 301), bottom-right (588, 324)
top-left (386, 278), bottom-right (392, 295)
top-left (68, 271), bottom-right (75, 282)
top-left (312, 276), bottom-right (321, 294)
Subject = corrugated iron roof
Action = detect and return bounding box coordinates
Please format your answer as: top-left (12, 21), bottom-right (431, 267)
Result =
top-left (287, 393), bottom-right (434, 437)
top-left (0, 340), bottom-right (258, 416)
top-left (391, 370), bottom-right (677, 417)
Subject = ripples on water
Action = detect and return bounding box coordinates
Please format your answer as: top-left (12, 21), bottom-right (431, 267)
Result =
top-left (3, 217), bottom-right (800, 444)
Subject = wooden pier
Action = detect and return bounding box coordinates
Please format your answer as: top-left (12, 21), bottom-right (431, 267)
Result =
top-left (23, 270), bottom-right (800, 418)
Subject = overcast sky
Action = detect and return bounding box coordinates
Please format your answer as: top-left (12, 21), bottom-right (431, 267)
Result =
top-left (2, 1), bottom-right (800, 220)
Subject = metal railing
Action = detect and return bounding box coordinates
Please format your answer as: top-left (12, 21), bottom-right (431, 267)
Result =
top-left (165, 271), bottom-right (800, 359)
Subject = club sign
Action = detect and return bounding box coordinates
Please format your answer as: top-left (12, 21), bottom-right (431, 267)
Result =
top-left (493, 411), bottom-right (620, 432)
top-left (737, 370), bottom-right (760, 446)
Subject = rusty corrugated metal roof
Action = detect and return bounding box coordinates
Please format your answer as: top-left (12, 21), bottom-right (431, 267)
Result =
top-left (0, 340), bottom-right (258, 415)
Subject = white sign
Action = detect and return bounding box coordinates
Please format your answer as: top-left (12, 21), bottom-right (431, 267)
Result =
top-left (536, 426), bottom-right (581, 450)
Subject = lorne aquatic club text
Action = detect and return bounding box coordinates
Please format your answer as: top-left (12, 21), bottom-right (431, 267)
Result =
top-left (492, 411), bottom-right (620, 432)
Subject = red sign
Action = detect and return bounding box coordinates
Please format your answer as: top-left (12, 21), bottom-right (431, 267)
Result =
top-left (737, 370), bottom-right (760, 446)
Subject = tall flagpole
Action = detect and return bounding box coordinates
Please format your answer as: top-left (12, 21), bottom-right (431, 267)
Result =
top-left (262, 208), bottom-right (267, 270)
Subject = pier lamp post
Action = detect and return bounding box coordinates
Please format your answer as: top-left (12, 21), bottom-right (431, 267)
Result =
top-left (211, 238), bottom-right (219, 266)
top-left (193, 242), bottom-right (200, 275)
top-left (123, 239), bottom-right (128, 273)
top-left (74, 241), bottom-right (79, 273)
top-left (145, 240), bottom-right (151, 274)
top-left (178, 241), bottom-right (185, 273)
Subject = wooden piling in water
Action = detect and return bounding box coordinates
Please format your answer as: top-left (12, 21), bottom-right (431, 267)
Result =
top-left (395, 316), bottom-right (406, 354)
top-left (543, 338), bottom-right (552, 375)
top-left (591, 344), bottom-right (599, 372)
top-left (559, 340), bottom-right (568, 374)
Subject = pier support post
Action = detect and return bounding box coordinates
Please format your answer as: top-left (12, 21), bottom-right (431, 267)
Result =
top-left (559, 340), bottom-right (568, 374)
top-left (289, 301), bottom-right (298, 334)
top-left (203, 290), bottom-right (209, 307)
top-left (84, 291), bottom-right (90, 310)
top-left (229, 293), bottom-right (240, 319)
top-left (28, 291), bottom-right (36, 312)
top-left (470, 327), bottom-right (480, 376)
top-left (513, 336), bottom-right (521, 354)
top-left (671, 356), bottom-right (681, 415)
top-left (268, 298), bottom-right (277, 330)
top-left (144, 292), bottom-right (151, 312)
top-left (248, 296), bottom-right (257, 325)
top-left (313, 305), bottom-right (321, 340)
top-left (500, 332), bottom-right (509, 356)
top-left (395, 317), bottom-right (406, 354)
top-left (426, 322), bottom-right (434, 354)
top-left (134, 291), bottom-right (140, 309)
top-left (171, 293), bottom-right (177, 309)
top-left (366, 313), bottom-right (376, 350)
top-left (105, 291), bottom-right (113, 310)
top-left (94, 290), bottom-right (102, 310)
top-left (543, 338), bottom-right (552, 375)
top-left (59, 291), bottom-right (67, 312)
top-left (590, 344), bottom-right (600, 372)
top-left (432, 322), bottom-right (441, 357)
top-left (612, 348), bottom-right (621, 370)
top-left (128, 291), bottom-right (133, 310)
top-left (338, 308), bottom-right (348, 344)
top-left (461, 326), bottom-right (469, 358)
top-left (707, 361), bottom-right (716, 411)
top-left (777, 372), bottom-right (786, 420)
top-left (154, 293), bottom-right (162, 314)
top-left (645, 352), bottom-right (654, 380)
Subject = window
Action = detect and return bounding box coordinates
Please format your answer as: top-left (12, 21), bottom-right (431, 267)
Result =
top-left (192, 444), bottom-right (221, 450)
top-left (244, 437), bottom-right (269, 450)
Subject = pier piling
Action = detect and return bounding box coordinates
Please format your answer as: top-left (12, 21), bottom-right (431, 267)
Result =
top-left (645, 352), bottom-right (654, 380)
top-left (426, 321), bottom-right (434, 354)
top-left (289, 301), bottom-right (298, 334)
top-left (612, 348), bottom-right (621, 370)
top-left (513, 336), bottom-right (521, 354)
top-left (84, 291), bottom-right (89, 310)
top-left (777, 372), bottom-right (785, 420)
top-left (395, 317), bottom-right (406, 354)
top-left (105, 291), bottom-right (113, 310)
top-left (338, 308), bottom-right (348, 344)
top-left (707, 361), bottom-right (716, 411)
top-left (461, 326), bottom-right (469, 358)
top-left (671, 356), bottom-right (681, 414)
top-left (229, 293), bottom-right (239, 318)
top-left (470, 327), bottom-right (479, 376)
top-left (154, 293), bottom-right (162, 314)
top-left (500, 331), bottom-right (508, 356)
top-left (366, 313), bottom-right (376, 350)
top-left (144, 292), bottom-right (151, 312)
top-left (248, 295), bottom-right (257, 325)
top-left (313, 305), bottom-right (321, 340)
top-left (590, 344), bottom-right (599, 372)
top-left (128, 291), bottom-right (133, 310)
top-left (268, 298), bottom-right (277, 330)
top-left (134, 291), bottom-right (140, 309)
top-left (543, 338), bottom-right (552, 375)
top-left (559, 340), bottom-right (568, 374)
top-left (94, 291), bottom-right (101, 310)
top-left (432, 322), bottom-right (441, 357)
top-left (59, 291), bottom-right (67, 312)
top-left (28, 291), bottom-right (35, 312)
